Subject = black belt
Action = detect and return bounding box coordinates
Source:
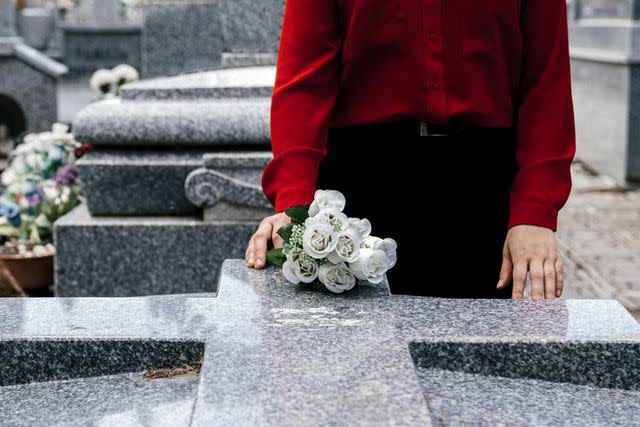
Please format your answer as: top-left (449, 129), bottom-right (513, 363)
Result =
top-left (328, 119), bottom-right (514, 138)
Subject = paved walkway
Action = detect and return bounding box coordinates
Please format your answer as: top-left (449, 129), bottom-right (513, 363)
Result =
top-left (557, 162), bottom-right (640, 320)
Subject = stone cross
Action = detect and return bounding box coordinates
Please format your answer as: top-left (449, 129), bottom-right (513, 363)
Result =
top-left (0, 0), bottom-right (17, 37)
top-left (0, 259), bottom-right (638, 425)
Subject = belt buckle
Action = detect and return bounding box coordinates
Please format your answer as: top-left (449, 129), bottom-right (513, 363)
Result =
top-left (419, 120), bottom-right (447, 137)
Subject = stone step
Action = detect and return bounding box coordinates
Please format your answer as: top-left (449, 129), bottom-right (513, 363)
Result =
top-left (78, 150), bottom-right (272, 216)
top-left (54, 204), bottom-right (257, 297)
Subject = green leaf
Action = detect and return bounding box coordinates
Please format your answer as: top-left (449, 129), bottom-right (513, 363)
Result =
top-left (266, 247), bottom-right (286, 267)
top-left (276, 223), bottom-right (295, 242)
top-left (284, 204), bottom-right (310, 224)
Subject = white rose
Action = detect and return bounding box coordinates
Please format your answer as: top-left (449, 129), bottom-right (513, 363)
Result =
top-left (302, 220), bottom-right (338, 259)
top-left (282, 254), bottom-right (318, 284)
top-left (309, 189), bottom-right (346, 216)
top-left (349, 248), bottom-right (390, 284)
top-left (363, 236), bottom-right (398, 268)
top-left (317, 262), bottom-right (356, 293)
top-left (326, 227), bottom-right (362, 264)
top-left (348, 217), bottom-right (371, 239)
top-left (315, 207), bottom-right (349, 232)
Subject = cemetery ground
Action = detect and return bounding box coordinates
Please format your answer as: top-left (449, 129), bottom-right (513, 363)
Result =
top-left (558, 162), bottom-right (640, 320)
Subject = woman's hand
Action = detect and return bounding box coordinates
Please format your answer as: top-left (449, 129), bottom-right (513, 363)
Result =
top-left (245, 212), bottom-right (291, 269)
top-left (496, 224), bottom-right (564, 300)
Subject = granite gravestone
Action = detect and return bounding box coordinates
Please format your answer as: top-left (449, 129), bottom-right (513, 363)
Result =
top-left (141, 0), bottom-right (283, 78)
top-left (0, 0), bottom-right (67, 135)
top-left (54, 66), bottom-right (276, 296)
top-left (61, 0), bottom-right (141, 82)
top-left (569, 0), bottom-right (640, 186)
top-left (2, 259), bottom-right (640, 425)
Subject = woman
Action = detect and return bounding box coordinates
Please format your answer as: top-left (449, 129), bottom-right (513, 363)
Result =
top-left (245, 0), bottom-right (575, 300)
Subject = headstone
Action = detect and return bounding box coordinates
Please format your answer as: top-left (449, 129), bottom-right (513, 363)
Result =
top-left (569, 0), bottom-right (640, 185)
top-left (60, 0), bottom-right (141, 82)
top-left (1, 259), bottom-right (640, 425)
top-left (0, 0), bottom-right (17, 37)
top-left (55, 66), bottom-right (276, 296)
top-left (141, 0), bottom-right (283, 78)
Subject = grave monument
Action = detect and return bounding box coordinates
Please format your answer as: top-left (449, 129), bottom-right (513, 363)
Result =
top-left (1, 260), bottom-right (640, 425)
top-left (54, 0), bottom-right (284, 296)
top-left (54, 66), bottom-right (276, 296)
top-left (569, 0), bottom-right (640, 186)
top-left (61, 0), bottom-right (142, 82)
top-left (0, 0), bottom-right (67, 136)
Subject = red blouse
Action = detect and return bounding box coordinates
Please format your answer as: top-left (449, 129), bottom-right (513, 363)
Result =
top-left (261, 0), bottom-right (576, 232)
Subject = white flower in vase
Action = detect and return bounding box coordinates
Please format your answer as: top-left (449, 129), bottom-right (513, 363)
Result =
top-left (90, 69), bottom-right (116, 96)
top-left (112, 64), bottom-right (140, 86)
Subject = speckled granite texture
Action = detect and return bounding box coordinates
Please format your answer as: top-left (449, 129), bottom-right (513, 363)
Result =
top-left (77, 150), bottom-right (206, 216)
top-left (53, 206), bottom-right (256, 296)
top-left (72, 97), bottom-right (271, 146)
top-left (2, 259), bottom-right (640, 426)
top-left (141, 0), bottom-right (282, 78)
top-left (0, 370), bottom-right (200, 427)
top-left (121, 66), bottom-right (276, 101)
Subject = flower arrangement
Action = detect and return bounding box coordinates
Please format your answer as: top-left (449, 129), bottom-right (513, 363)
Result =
top-left (57, 0), bottom-right (77, 18)
top-left (90, 64), bottom-right (140, 97)
top-left (0, 123), bottom-right (88, 245)
top-left (267, 190), bottom-right (397, 293)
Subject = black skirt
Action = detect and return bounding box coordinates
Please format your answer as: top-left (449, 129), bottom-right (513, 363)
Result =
top-left (316, 119), bottom-right (519, 298)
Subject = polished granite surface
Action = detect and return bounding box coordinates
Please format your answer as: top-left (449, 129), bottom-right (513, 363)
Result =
top-left (0, 259), bottom-right (639, 426)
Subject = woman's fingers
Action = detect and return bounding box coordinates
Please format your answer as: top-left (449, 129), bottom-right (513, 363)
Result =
top-left (496, 245), bottom-right (513, 290)
top-left (544, 257), bottom-right (557, 300)
top-left (511, 260), bottom-right (528, 300)
top-left (530, 258), bottom-right (545, 300)
top-left (555, 257), bottom-right (564, 298)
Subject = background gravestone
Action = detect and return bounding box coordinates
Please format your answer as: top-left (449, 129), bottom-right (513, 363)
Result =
top-left (569, 0), bottom-right (640, 186)
top-left (142, 0), bottom-right (284, 78)
top-left (61, 0), bottom-right (142, 82)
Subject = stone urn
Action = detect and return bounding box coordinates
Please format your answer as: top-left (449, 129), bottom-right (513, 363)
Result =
top-left (17, 7), bottom-right (54, 50)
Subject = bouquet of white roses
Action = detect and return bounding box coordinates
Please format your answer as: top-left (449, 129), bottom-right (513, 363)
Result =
top-left (267, 190), bottom-right (397, 293)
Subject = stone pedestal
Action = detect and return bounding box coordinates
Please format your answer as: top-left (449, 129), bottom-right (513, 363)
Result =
top-left (569, 0), bottom-right (640, 185)
top-left (54, 66), bottom-right (276, 296)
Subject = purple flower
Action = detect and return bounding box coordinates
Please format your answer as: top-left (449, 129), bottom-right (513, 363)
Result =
top-left (54, 165), bottom-right (79, 186)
